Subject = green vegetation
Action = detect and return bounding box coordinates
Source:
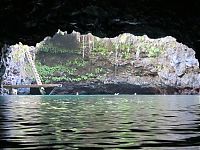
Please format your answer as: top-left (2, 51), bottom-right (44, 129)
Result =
top-left (65, 58), bottom-right (87, 67)
top-left (35, 35), bottom-right (165, 84)
top-left (147, 46), bottom-right (162, 57)
top-left (36, 58), bottom-right (105, 83)
top-left (119, 43), bottom-right (133, 59)
top-left (37, 43), bottom-right (81, 54)
top-left (92, 37), bottom-right (163, 60)
top-left (93, 40), bottom-right (109, 56)
top-left (135, 42), bottom-right (163, 58)
top-left (93, 39), bottom-right (133, 60)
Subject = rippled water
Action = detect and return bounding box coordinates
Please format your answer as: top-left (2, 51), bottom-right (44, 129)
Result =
top-left (0, 95), bottom-right (200, 149)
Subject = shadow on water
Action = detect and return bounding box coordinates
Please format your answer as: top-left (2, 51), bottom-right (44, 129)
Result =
top-left (0, 95), bottom-right (200, 149)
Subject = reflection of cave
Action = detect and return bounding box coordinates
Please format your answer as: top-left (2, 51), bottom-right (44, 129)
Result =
top-left (0, 1), bottom-right (200, 61)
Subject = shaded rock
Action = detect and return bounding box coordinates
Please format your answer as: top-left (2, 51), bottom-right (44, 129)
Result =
top-left (180, 73), bottom-right (200, 88)
top-left (50, 82), bottom-right (177, 95)
top-left (165, 45), bottom-right (199, 76)
top-left (157, 42), bottom-right (199, 88)
top-left (0, 44), bottom-right (11, 94)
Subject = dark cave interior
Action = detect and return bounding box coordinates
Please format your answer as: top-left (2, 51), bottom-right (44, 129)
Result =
top-left (0, 0), bottom-right (200, 60)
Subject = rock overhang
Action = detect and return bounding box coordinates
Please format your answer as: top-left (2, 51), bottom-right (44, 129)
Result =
top-left (0, 0), bottom-right (200, 59)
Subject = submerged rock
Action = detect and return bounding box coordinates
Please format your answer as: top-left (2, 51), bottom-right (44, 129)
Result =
top-left (0, 30), bottom-right (200, 95)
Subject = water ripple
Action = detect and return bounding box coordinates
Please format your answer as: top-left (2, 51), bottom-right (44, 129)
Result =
top-left (0, 95), bottom-right (200, 149)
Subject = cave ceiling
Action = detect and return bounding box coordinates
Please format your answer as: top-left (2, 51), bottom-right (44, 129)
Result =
top-left (0, 0), bottom-right (200, 58)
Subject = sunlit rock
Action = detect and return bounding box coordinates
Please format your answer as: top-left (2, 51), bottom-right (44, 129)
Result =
top-left (0, 30), bottom-right (200, 94)
top-left (1, 42), bottom-right (36, 94)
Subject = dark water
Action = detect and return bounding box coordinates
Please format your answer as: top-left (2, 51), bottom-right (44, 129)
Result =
top-left (0, 95), bottom-right (200, 150)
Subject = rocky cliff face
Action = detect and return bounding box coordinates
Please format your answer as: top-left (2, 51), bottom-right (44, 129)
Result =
top-left (1, 30), bottom-right (199, 95)
top-left (0, 43), bottom-right (37, 94)
top-left (0, 45), bottom-right (11, 94)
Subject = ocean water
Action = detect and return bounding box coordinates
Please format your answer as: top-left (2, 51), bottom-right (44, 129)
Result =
top-left (0, 95), bottom-right (200, 149)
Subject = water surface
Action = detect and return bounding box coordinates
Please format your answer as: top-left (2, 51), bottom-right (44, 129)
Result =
top-left (0, 95), bottom-right (200, 149)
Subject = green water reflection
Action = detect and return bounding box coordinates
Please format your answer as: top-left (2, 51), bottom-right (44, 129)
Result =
top-left (0, 95), bottom-right (200, 149)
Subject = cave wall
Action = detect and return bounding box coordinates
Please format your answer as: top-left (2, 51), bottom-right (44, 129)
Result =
top-left (0, 0), bottom-right (200, 59)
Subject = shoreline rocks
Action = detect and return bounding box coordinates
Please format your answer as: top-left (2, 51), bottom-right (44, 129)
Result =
top-left (48, 82), bottom-right (199, 95)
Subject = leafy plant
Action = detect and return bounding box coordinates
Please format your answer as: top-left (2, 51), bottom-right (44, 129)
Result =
top-left (37, 43), bottom-right (80, 54)
top-left (35, 57), bottom-right (102, 83)
top-left (147, 46), bottom-right (162, 57)
top-left (93, 40), bottom-right (109, 56)
top-left (95, 67), bottom-right (104, 74)
top-left (68, 58), bottom-right (87, 67)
